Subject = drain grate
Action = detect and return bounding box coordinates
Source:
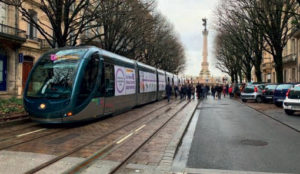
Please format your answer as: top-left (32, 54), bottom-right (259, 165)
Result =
top-left (240, 139), bottom-right (268, 146)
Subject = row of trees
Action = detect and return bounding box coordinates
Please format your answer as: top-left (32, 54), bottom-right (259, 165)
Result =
top-left (1, 0), bottom-right (185, 73)
top-left (215, 0), bottom-right (299, 83)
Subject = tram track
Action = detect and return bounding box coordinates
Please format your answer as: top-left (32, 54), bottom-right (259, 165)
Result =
top-left (65, 100), bottom-right (192, 174)
top-left (0, 100), bottom-right (175, 151)
top-left (22, 100), bottom-right (186, 174)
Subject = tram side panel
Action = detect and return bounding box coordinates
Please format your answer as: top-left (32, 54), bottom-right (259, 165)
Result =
top-left (157, 70), bottom-right (166, 100)
top-left (137, 64), bottom-right (157, 105)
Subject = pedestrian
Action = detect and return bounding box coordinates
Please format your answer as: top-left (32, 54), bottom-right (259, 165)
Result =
top-left (217, 85), bottom-right (222, 99)
top-left (205, 85), bottom-right (209, 98)
top-left (229, 85), bottom-right (233, 98)
top-left (166, 82), bottom-right (172, 102)
top-left (223, 85), bottom-right (226, 98)
top-left (187, 83), bottom-right (192, 100)
top-left (191, 84), bottom-right (195, 99)
top-left (174, 85), bottom-right (178, 99)
top-left (211, 85), bottom-right (216, 99)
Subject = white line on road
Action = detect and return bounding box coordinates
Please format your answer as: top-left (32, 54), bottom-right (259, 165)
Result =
top-left (135, 124), bottom-right (146, 133)
top-left (16, 128), bottom-right (47, 138)
top-left (116, 133), bottom-right (133, 144)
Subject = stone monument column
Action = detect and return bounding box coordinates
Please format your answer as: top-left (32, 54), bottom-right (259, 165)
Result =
top-left (199, 18), bottom-right (210, 79)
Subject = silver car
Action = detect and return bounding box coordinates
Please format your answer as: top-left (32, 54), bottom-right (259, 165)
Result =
top-left (241, 84), bottom-right (265, 103)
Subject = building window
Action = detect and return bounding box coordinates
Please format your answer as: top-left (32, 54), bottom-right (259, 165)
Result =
top-left (0, 2), bottom-right (7, 25)
top-left (292, 68), bottom-right (296, 82)
top-left (273, 72), bottom-right (276, 83)
top-left (292, 39), bottom-right (296, 54)
top-left (267, 73), bottom-right (271, 83)
top-left (27, 10), bottom-right (37, 40)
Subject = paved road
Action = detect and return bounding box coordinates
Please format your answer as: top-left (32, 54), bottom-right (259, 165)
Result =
top-left (187, 97), bottom-right (300, 173)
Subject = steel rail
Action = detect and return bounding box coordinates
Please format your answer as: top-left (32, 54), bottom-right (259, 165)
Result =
top-left (23, 100), bottom-right (181, 174)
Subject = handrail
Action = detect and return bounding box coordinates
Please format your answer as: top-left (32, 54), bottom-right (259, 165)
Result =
top-left (0, 23), bottom-right (26, 39)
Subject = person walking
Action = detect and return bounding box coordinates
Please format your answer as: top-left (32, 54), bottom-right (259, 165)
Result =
top-left (187, 83), bottom-right (192, 100)
top-left (166, 82), bottom-right (172, 102)
top-left (217, 85), bottom-right (222, 99)
top-left (191, 84), bottom-right (195, 99)
top-left (211, 85), bottom-right (216, 99)
top-left (174, 85), bottom-right (178, 99)
top-left (223, 85), bottom-right (226, 98)
top-left (229, 85), bottom-right (233, 98)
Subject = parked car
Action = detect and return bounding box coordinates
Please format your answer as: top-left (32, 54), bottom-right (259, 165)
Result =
top-left (241, 84), bottom-right (265, 103)
top-left (273, 84), bottom-right (294, 107)
top-left (283, 84), bottom-right (300, 115)
top-left (262, 84), bottom-right (277, 103)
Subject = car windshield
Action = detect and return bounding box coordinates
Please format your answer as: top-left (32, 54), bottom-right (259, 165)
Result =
top-left (266, 85), bottom-right (277, 90)
top-left (25, 49), bottom-right (87, 99)
top-left (276, 84), bottom-right (292, 90)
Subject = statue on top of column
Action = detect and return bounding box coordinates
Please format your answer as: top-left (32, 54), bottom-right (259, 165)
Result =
top-left (202, 18), bottom-right (207, 30)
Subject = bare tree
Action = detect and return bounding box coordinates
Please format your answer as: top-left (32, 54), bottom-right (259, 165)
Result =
top-left (1, 0), bottom-right (101, 48)
top-left (233, 0), bottom-right (299, 83)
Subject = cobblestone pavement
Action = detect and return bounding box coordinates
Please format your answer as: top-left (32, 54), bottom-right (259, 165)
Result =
top-left (0, 99), bottom-right (199, 174)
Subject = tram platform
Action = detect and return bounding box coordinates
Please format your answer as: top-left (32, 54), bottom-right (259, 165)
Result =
top-left (0, 98), bottom-right (199, 174)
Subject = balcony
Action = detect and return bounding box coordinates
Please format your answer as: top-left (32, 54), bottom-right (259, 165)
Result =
top-left (0, 23), bottom-right (26, 43)
top-left (40, 39), bottom-right (52, 49)
top-left (261, 62), bottom-right (274, 71)
top-left (293, 24), bottom-right (300, 38)
top-left (283, 54), bottom-right (297, 64)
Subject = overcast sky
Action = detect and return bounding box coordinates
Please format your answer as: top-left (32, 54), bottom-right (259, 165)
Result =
top-left (156, 0), bottom-right (224, 77)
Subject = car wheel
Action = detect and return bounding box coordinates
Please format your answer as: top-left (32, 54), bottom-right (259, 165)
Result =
top-left (256, 96), bottom-right (262, 103)
top-left (285, 109), bottom-right (294, 115)
top-left (275, 102), bottom-right (282, 107)
top-left (242, 99), bottom-right (247, 103)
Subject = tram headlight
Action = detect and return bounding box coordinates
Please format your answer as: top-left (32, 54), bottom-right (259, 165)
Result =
top-left (39, 103), bottom-right (46, 109)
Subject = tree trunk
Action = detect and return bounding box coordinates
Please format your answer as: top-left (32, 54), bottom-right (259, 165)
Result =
top-left (231, 72), bottom-right (235, 83)
top-left (273, 48), bottom-right (284, 83)
top-left (238, 70), bottom-right (242, 83)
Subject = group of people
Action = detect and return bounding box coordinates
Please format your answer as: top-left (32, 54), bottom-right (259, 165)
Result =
top-left (166, 82), bottom-right (233, 102)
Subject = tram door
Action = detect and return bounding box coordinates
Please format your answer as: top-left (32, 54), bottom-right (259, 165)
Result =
top-left (75, 53), bottom-right (102, 118)
top-left (103, 63), bottom-right (115, 114)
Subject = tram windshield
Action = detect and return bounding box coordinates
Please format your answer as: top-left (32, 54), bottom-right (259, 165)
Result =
top-left (26, 49), bottom-right (88, 99)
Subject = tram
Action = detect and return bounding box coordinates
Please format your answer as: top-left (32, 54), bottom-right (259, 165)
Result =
top-left (23, 46), bottom-right (181, 123)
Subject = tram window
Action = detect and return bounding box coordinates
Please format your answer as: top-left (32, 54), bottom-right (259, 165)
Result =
top-left (76, 54), bottom-right (99, 106)
top-left (104, 64), bottom-right (114, 97)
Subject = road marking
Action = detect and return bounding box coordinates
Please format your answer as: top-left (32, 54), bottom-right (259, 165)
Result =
top-left (16, 128), bottom-right (47, 138)
top-left (116, 133), bottom-right (133, 144)
top-left (135, 125), bottom-right (146, 133)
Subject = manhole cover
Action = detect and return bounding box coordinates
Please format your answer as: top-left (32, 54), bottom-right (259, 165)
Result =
top-left (241, 139), bottom-right (268, 146)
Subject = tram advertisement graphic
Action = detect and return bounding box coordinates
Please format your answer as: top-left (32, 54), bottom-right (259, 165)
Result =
top-left (158, 74), bottom-right (166, 91)
top-left (114, 65), bottom-right (136, 96)
top-left (139, 71), bottom-right (157, 93)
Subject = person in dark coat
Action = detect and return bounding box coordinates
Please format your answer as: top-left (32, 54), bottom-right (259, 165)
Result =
top-left (166, 82), bottom-right (172, 102)
top-left (187, 83), bottom-right (192, 100)
top-left (211, 85), bottom-right (216, 99)
top-left (217, 85), bottom-right (222, 99)
top-left (174, 85), bottom-right (178, 99)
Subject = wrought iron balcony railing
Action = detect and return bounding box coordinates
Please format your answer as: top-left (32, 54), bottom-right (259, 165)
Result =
top-left (40, 39), bottom-right (53, 49)
top-left (283, 54), bottom-right (297, 64)
top-left (0, 23), bottom-right (26, 42)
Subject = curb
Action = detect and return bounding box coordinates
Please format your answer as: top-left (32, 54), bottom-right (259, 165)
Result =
top-left (157, 100), bottom-right (199, 172)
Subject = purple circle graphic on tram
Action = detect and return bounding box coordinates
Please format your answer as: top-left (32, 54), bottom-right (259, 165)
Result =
top-left (116, 68), bottom-right (125, 93)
